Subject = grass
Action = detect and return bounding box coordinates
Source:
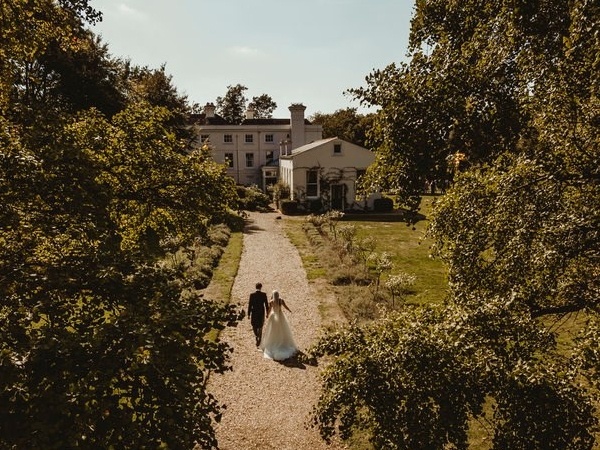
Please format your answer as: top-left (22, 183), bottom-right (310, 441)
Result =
top-left (283, 217), bottom-right (329, 280)
top-left (345, 196), bottom-right (448, 306)
top-left (201, 230), bottom-right (243, 303)
top-left (282, 196), bottom-right (448, 323)
top-left (202, 230), bottom-right (243, 342)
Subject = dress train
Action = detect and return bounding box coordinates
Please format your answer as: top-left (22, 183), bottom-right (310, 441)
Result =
top-left (259, 300), bottom-right (297, 361)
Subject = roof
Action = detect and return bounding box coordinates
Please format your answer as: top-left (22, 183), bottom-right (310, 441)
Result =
top-left (263, 158), bottom-right (279, 167)
top-left (284, 137), bottom-right (339, 157)
top-left (241, 118), bottom-right (313, 125)
top-left (189, 114), bottom-right (313, 126)
top-left (189, 113), bottom-right (230, 125)
top-left (241, 118), bottom-right (290, 125)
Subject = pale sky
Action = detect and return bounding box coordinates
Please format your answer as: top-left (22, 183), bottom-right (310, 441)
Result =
top-left (89, 0), bottom-right (415, 118)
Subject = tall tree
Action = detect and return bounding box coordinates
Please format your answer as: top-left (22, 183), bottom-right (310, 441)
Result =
top-left (39, 32), bottom-right (127, 117)
top-left (350, 1), bottom-right (529, 209)
top-left (248, 93), bottom-right (277, 119)
top-left (310, 108), bottom-right (376, 148)
top-left (312, 1), bottom-right (600, 448)
top-left (215, 83), bottom-right (248, 124)
top-left (0, 1), bottom-right (242, 447)
top-left (0, 107), bottom-right (240, 448)
top-left (124, 64), bottom-right (194, 140)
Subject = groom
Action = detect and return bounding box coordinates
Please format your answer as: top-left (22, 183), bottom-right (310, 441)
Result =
top-left (247, 282), bottom-right (269, 347)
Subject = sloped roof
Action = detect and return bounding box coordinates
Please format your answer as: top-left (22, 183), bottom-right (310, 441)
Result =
top-left (263, 158), bottom-right (279, 167)
top-left (285, 137), bottom-right (339, 156)
top-left (241, 118), bottom-right (290, 125)
top-left (189, 114), bottom-right (313, 126)
top-left (189, 113), bottom-right (230, 125)
top-left (241, 118), bottom-right (313, 125)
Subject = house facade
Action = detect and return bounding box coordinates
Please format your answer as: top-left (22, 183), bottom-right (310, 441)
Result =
top-left (279, 137), bottom-right (378, 211)
top-left (191, 103), bottom-right (322, 189)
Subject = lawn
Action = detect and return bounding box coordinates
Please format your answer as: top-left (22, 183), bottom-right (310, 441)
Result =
top-left (282, 195), bottom-right (448, 322)
top-left (343, 195), bottom-right (448, 306)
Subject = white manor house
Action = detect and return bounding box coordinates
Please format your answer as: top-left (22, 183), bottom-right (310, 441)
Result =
top-left (191, 103), bottom-right (377, 211)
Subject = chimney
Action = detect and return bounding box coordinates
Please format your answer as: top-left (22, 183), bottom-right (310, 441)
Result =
top-left (279, 135), bottom-right (292, 156)
top-left (289, 103), bottom-right (306, 150)
top-left (204, 102), bottom-right (216, 118)
top-left (245, 106), bottom-right (255, 120)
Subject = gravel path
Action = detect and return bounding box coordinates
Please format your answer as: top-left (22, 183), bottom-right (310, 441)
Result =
top-left (207, 210), bottom-right (346, 450)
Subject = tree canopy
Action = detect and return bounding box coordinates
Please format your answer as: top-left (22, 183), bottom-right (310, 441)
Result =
top-left (248, 93), bottom-right (277, 119)
top-left (310, 108), bottom-right (376, 148)
top-left (1, 1), bottom-right (241, 448)
top-left (216, 84), bottom-right (277, 123)
top-left (312, 1), bottom-right (600, 448)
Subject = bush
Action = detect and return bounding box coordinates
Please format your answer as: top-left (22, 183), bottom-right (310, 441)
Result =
top-left (269, 181), bottom-right (290, 208)
top-left (373, 197), bottom-right (394, 212)
top-left (223, 210), bottom-right (245, 232)
top-left (309, 198), bottom-right (323, 213)
top-left (236, 185), bottom-right (271, 211)
top-left (280, 199), bottom-right (299, 215)
top-left (207, 224), bottom-right (231, 247)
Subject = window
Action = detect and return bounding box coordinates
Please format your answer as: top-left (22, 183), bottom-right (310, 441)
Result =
top-left (245, 153), bottom-right (254, 168)
top-left (265, 134), bottom-right (274, 143)
top-left (266, 151), bottom-right (274, 164)
top-left (245, 134), bottom-right (253, 143)
top-left (333, 143), bottom-right (342, 154)
top-left (224, 134), bottom-right (233, 143)
top-left (200, 134), bottom-right (210, 143)
top-left (224, 153), bottom-right (234, 168)
top-left (306, 169), bottom-right (318, 197)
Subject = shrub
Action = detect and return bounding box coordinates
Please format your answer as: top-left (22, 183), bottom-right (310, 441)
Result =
top-left (385, 272), bottom-right (417, 307)
top-left (207, 224), bottom-right (231, 247)
top-left (373, 196), bottom-right (394, 212)
top-left (280, 199), bottom-right (299, 215)
top-left (223, 211), bottom-right (245, 232)
top-left (309, 198), bottom-right (323, 213)
top-left (269, 181), bottom-right (290, 208)
top-left (236, 185), bottom-right (271, 211)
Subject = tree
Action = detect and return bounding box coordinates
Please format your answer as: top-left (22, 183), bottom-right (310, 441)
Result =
top-left (216, 85), bottom-right (278, 123)
top-left (310, 108), bottom-right (376, 148)
top-left (311, 0), bottom-right (600, 448)
top-left (1, 0), bottom-right (104, 122)
top-left (349, 1), bottom-right (534, 209)
top-left (215, 83), bottom-right (248, 124)
top-left (0, 104), bottom-right (241, 450)
top-left (38, 32), bottom-right (127, 117)
top-left (0, 1), bottom-right (242, 447)
top-left (124, 64), bottom-right (193, 137)
top-left (248, 93), bottom-right (277, 119)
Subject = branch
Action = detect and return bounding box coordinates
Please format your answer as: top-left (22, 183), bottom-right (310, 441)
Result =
top-left (530, 301), bottom-right (587, 318)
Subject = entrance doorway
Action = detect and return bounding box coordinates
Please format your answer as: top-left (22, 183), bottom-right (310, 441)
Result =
top-left (331, 184), bottom-right (345, 210)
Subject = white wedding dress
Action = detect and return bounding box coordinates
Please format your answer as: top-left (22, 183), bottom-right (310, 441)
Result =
top-left (259, 299), bottom-right (298, 361)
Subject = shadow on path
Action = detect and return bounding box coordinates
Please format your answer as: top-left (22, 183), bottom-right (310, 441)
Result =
top-left (277, 351), bottom-right (319, 369)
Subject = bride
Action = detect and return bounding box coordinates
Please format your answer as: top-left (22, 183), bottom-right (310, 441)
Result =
top-left (259, 290), bottom-right (298, 361)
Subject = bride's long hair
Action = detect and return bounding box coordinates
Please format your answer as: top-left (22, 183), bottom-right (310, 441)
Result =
top-left (272, 290), bottom-right (280, 302)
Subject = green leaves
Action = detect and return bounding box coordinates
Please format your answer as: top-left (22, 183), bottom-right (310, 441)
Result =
top-left (1, 2), bottom-right (241, 447)
top-left (314, 0), bottom-right (600, 447)
top-left (312, 307), bottom-right (487, 449)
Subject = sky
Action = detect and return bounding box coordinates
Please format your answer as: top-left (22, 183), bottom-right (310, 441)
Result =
top-left (89, 0), bottom-right (415, 118)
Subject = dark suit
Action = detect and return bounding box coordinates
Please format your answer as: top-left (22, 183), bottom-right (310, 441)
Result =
top-left (248, 290), bottom-right (269, 345)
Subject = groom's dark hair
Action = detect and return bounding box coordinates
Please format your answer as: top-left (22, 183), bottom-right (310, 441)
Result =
top-left (256, 282), bottom-right (262, 290)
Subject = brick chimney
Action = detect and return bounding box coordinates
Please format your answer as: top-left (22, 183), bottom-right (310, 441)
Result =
top-left (204, 102), bottom-right (216, 118)
top-left (289, 103), bottom-right (306, 149)
top-left (245, 106), bottom-right (255, 120)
